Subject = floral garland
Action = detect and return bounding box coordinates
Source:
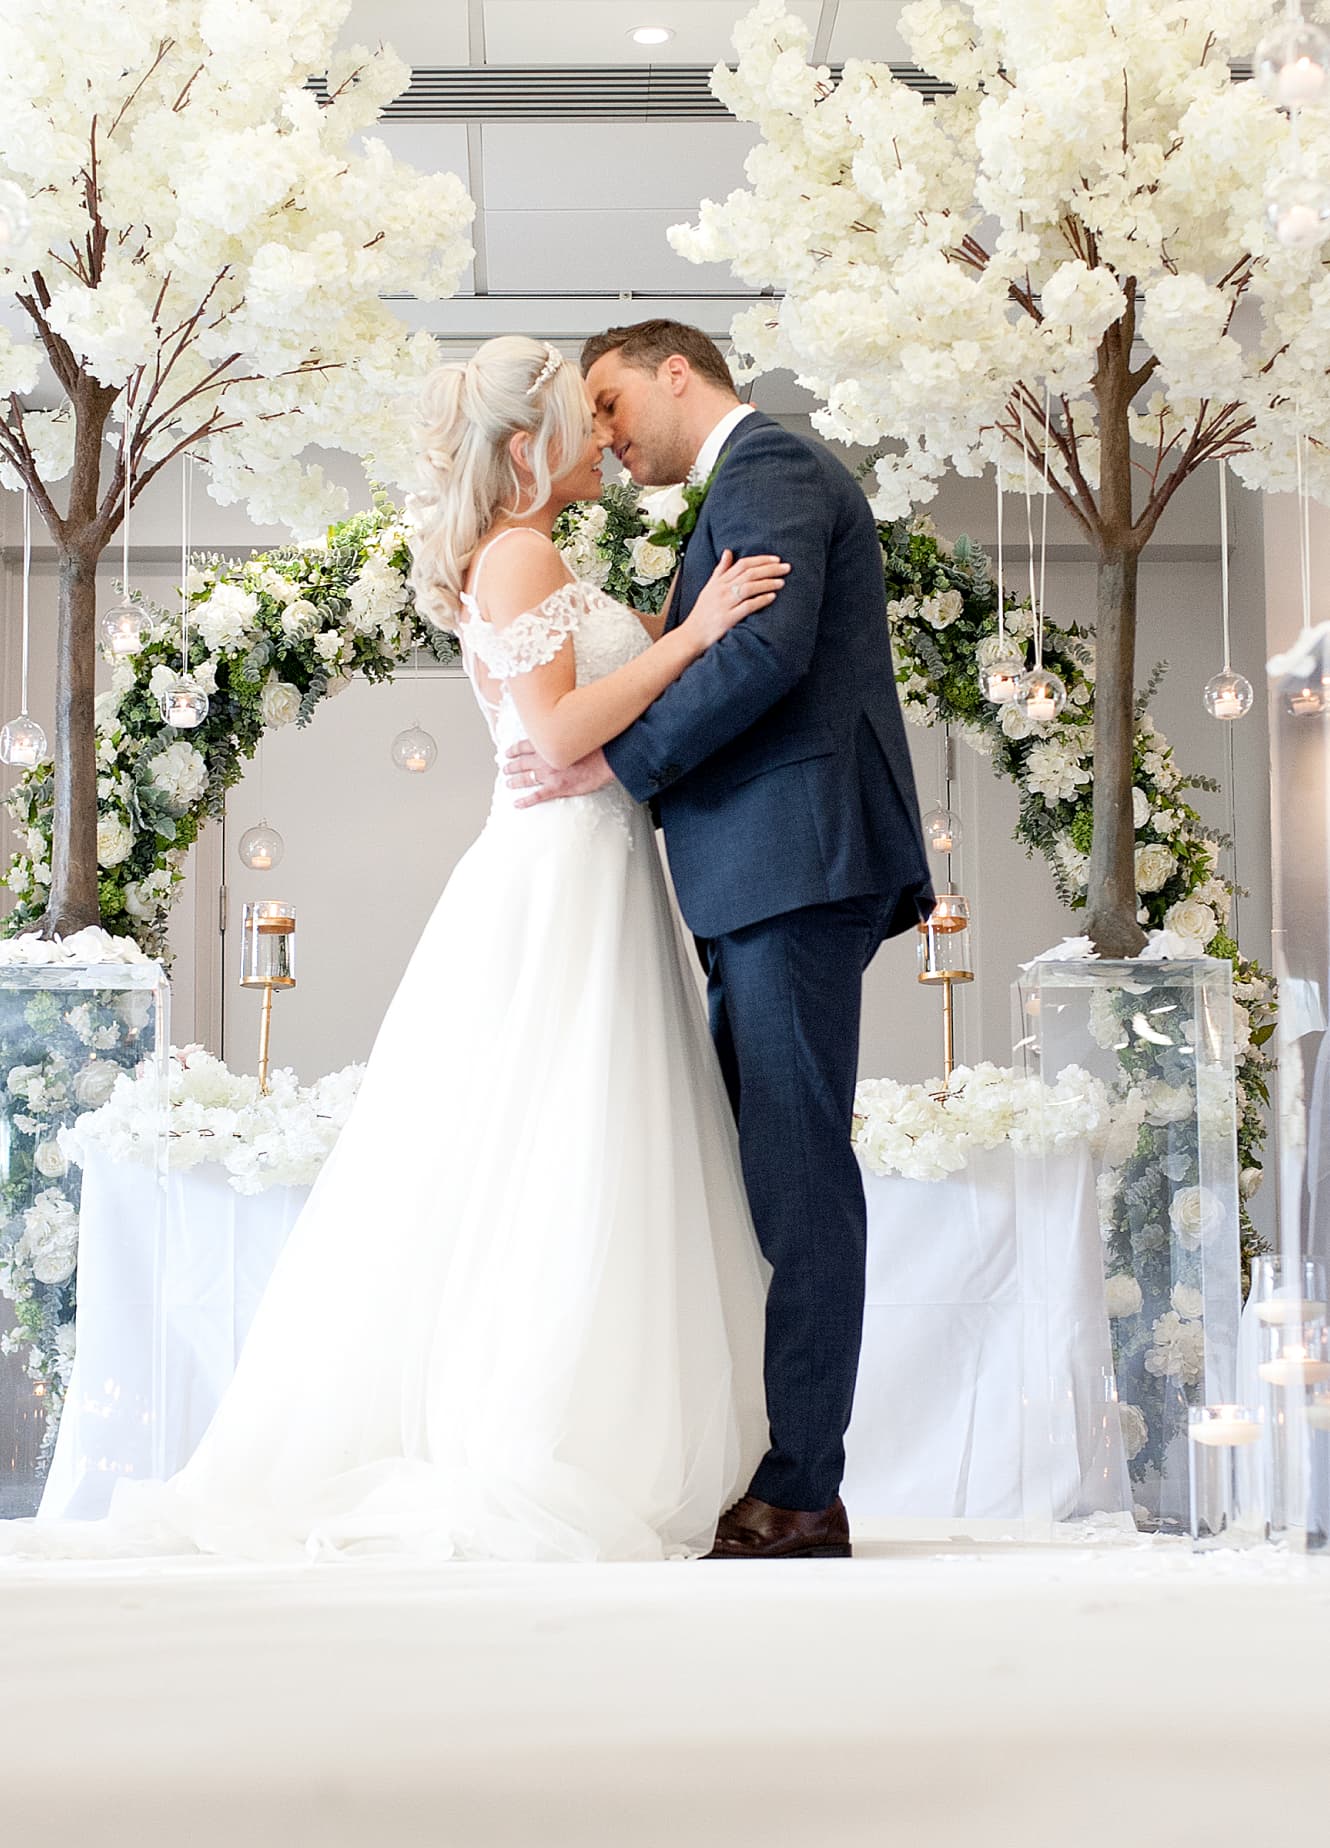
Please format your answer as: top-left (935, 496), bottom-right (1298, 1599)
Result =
top-left (62, 1046), bottom-right (363, 1197)
top-left (3, 498), bottom-right (459, 960)
top-left (853, 1062), bottom-right (1109, 1183)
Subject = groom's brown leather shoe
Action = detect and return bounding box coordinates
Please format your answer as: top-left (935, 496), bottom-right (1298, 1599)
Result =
top-left (703, 1494), bottom-right (852, 1560)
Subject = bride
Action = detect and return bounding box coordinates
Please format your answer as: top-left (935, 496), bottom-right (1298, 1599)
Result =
top-left (13, 336), bottom-right (784, 1565)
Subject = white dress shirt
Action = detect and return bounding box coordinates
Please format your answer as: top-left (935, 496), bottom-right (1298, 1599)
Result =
top-left (690, 402), bottom-right (758, 484)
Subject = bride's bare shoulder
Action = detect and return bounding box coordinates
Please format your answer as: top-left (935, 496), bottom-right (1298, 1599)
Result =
top-left (469, 528), bottom-right (571, 628)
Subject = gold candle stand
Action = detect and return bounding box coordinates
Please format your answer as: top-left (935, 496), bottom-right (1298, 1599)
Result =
top-left (916, 894), bottom-right (974, 1083)
top-left (238, 901), bottom-right (296, 1094)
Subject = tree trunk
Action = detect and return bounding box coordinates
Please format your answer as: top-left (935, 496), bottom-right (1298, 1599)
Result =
top-left (1083, 314), bottom-right (1147, 959)
top-left (1084, 542), bottom-right (1146, 957)
top-left (40, 539), bottom-right (102, 937)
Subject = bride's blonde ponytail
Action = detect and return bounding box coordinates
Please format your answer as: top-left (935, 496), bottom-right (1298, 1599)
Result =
top-left (410, 337), bottom-right (590, 629)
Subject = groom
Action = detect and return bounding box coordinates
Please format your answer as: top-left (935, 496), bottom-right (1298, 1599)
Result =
top-left (507, 321), bottom-right (932, 1558)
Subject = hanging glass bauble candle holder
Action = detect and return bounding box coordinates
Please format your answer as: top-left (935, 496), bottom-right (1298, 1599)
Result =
top-left (160, 677), bottom-right (209, 729)
top-left (1255, 17), bottom-right (1330, 110)
top-left (392, 724), bottom-right (437, 773)
top-left (1285, 673), bottom-right (1326, 717)
top-left (0, 180), bottom-right (31, 254)
top-left (1202, 670), bottom-right (1254, 722)
top-left (0, 713), bottom-right (46, 767)
top-left (983, 649), bottom-right (1025, 705)
top-left (100, 600), bottom-right (151, 659)
top-left (1016, 667), bottom-right (1066, 723)
top-left (1265, 168), bottom-right (1330, 248)
top-left (922, 806), bottom-right (962, 855)
top-left (238, 820), bottom-right (285, 872)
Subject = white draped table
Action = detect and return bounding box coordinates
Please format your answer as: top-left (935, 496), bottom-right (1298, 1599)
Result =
top-left (42, 1143), bottom-right (1126, 1527)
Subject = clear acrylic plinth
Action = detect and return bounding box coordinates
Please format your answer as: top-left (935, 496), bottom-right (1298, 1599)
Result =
top-left (0, 960), bottom-right (168, 1518)
top-left (1013, 959), bottom-right (1241, 1534)
top-left (1268, 623), bottom-right (1330, 1546)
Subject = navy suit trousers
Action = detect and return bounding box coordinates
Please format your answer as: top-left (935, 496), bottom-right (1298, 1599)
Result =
top-left (703, 894), bottom-right (892, 1512)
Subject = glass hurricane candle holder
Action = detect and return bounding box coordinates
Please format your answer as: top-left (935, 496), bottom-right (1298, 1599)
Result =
top-left (1202, 670), bottom-right (1254, 722)
top-left (1266, 169), bottom-right (1330, 248)
top-left (1255, 17), bottom-right (1330, 109)
top-left (100, 602), bottom-right (151, 659)
top-left (921, 806), bottom-right (961, 856)
top-left (159, 677), bottom-right (209, 729)
top-left (0, 714), bottom-right (46, 767)
top-left (392, 725), bottom-right (437, 774)
top-left (1016, 667), bottom-right (1066, 724)
top-left (1188, 1404), bottom-right (1263, 1550)
top-left (237, 822), bottom-right (285, 873)
top-left (983, 651), bottom-right (1025, 705)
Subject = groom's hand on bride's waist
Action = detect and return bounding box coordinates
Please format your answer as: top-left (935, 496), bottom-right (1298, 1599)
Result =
top-left (505, 742), bottom-right (615, 807)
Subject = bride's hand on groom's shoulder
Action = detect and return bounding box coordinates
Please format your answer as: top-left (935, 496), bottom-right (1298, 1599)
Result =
top-left (680, 550), bottom-right (789, 653)
top-left (505, 741), bottom-right (615, 808)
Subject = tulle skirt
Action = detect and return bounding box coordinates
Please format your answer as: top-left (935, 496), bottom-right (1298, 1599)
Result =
top-left (16, 784), bottom-right (770, 1564)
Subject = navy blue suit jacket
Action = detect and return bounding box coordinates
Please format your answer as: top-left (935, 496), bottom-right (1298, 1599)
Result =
top-left (603, 411), bottom-right (933, 940)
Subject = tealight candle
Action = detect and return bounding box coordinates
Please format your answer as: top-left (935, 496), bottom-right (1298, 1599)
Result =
top-left (1255, 1297), bottom-right (1328, 1327)
top-left (1026, 692), bottom-right (1057, 722)
top-left (1188, 1413), bottom-right (1261, 1447)
top-left (1306, 1396), bottom-right (1330, 1433)
top-left (1258, 1346), bottom-right (1330, 1388)
top-left (1210, 688), bottom-right (1243, 720)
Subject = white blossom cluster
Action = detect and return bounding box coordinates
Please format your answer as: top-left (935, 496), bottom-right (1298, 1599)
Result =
top-left (61, 1044), bottom-right (364, 1195)
top-left (0, 0), bottom-right (475, 531)
top-left (670, 0), bottom-right (1329, 516)
top-left (853, 1060), bottom-right (1107, 1182)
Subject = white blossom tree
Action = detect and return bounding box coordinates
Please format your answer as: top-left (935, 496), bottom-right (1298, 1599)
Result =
top-left (0, 0), bottom-right (473, 936)
top-left (673, 0), bottom-right (1321, 955)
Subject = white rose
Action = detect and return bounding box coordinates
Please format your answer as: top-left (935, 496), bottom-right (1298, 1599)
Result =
top-left (1170, 1283), bottom-right (1204, 1320)
top-left (1118, 1403), bottom-right (1149, 1462)
top-left (74, 1062), bottom-right (121, 1109)
top-left (1000, 703), bottom-right (1035, 741)
top-left (260, 679), bottom-right (301, 728)
top-left (1168, 1185), bottom-right (1224, 1251)
top-left (32, 1141), bottom-right (67, 1179)
top-left (1164, 898), bottom-right (1218, 947)
top-left (1104, 1273), bottom-right (1143, 1318)
top-left (1240, 1166), bottom-right (1264, 1199)
top-left (629, 536), bottom-right (676, 584)
top-left (313, 630), bottom-right (342, 663)
top-left (1133, 787), bottom-right (1150, 830)
top-left (96, 815), bottom-right (134, 869)
top-left (1134, 844), bottom-right (1176, 893)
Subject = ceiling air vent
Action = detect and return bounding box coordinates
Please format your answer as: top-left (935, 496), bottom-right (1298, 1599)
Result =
top-left (308, 63), bottom-right (956, 122)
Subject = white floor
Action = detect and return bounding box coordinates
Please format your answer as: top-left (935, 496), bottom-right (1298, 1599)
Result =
top-left (2, 1530), bottom-right (1328, 1847)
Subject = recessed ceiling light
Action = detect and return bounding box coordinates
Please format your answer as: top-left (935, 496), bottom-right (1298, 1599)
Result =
top-left (629, 26), bottom-right (675, 46)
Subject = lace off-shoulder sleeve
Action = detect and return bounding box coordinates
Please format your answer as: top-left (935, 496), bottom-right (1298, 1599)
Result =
top-left (463, 582), bottom-right (583, 679)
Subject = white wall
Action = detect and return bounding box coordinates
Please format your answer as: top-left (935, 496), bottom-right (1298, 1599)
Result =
top-left (0, 437), bottom-right (1273, 1101)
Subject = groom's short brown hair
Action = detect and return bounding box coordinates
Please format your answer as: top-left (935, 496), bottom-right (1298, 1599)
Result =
top-left (581, 320), bottom-right (737, 395)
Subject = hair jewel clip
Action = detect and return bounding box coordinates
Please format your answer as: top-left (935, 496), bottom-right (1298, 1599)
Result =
top-left (525, 344), bottom-right (564, 397)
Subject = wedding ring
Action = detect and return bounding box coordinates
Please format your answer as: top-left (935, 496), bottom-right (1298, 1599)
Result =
top-left (732, 585), bottom-right (743, 604)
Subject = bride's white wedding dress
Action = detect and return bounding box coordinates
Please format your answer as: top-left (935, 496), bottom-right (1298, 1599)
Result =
top-left (9, 541), bottom-right (770, 1564)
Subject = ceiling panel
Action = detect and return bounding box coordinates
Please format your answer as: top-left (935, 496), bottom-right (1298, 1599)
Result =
top-left (827, 1), bottom-right (913, 63)
top-left (485, 207), bottom-right (738, 292)
top-left (481, 120), bottom-right (755, 210)
top-left (341, 0), bottom-right (471, 64)
top-left (482, 0), bottom-right (822, 65)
